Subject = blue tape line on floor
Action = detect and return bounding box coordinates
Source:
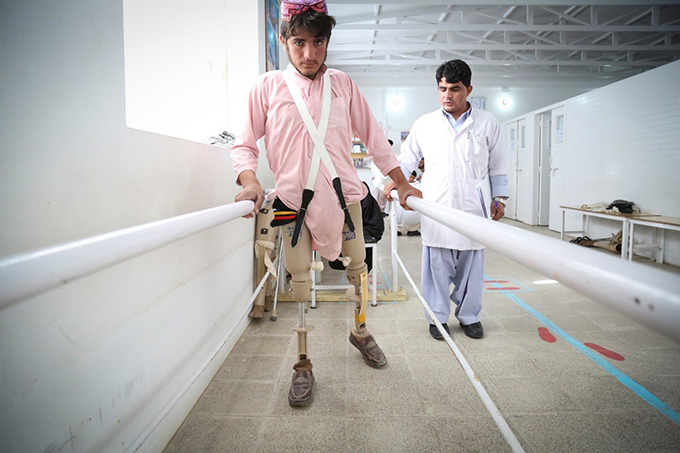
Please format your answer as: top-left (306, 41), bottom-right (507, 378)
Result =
top-left (485, 274), bottom-right (680, 427)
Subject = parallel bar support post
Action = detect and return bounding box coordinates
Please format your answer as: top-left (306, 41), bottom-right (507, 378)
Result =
top-left (390, 199), bottom-right (399, 291)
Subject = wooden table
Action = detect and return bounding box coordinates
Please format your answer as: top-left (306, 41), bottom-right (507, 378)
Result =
top-left (559, 206), bottom-right (657, 259)
top-left (627, 216), bottom-right (680, 264)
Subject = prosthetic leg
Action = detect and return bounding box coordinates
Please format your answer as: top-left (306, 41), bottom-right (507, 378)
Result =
top-left (346, 264), bottom-right (388, 368)
top-left (281, 222), bottom-right (316, 407)
top-left (288, 279), bottom-right (315, 406)
top-left (250, 207), bottom-right (277, 318)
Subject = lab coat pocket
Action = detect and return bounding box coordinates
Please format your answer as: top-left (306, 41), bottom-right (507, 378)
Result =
top-left (464, 135), bottom-right (490, 175)
top-left (463, 178), bottom-right (486, 218)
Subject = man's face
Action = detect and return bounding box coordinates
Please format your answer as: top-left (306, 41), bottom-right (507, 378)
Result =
top-left (437, 78), bottom-right (473, 118)
top-left (281, 28), bottom-right (328, 79)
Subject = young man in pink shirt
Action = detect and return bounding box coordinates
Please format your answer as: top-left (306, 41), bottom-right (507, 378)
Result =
top-left (231, 0), bottom-right (416, 406)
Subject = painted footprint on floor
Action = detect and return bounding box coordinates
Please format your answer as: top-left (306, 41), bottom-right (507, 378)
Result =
top-left (484, 280), bottom-right (520, 291)
top-left (584, 342), bottom-right (625, 361)
top-left (538, 327), bottom-right (557, 343)
top-left (536, 327), bottom-right (625, 361)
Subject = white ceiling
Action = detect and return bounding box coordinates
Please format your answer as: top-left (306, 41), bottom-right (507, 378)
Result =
top-left (326, 0), bottom-right (680, 88)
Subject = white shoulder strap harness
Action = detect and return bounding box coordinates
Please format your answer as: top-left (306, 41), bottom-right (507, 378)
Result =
top-left (282, 69), bottom-right (355, 247)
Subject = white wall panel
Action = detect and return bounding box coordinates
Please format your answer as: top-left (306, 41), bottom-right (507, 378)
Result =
top-left (549, 105), bottom-right (567, 232)
top-left (0, 1), bottom-right (268, 451)
top-left (504, 61), bottom-right (680, 266)
top-left (358, 84), bottom-right (586, 148)
top-left (505, 122), bottom-right (519, 220)
top-left (563, 61), bottom-right (680, 218)
top-left (516, 117), bottom-right (536, 224)
top-left (124, 0), bottom-right (229, 142)
top-left (561, 61), bottom-right (680, 265)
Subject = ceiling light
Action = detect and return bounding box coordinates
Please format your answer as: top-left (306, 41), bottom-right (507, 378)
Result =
top-left (388, 94), bottom-right (404, 111)
top-left (498, 87), bottom-right (511, 109)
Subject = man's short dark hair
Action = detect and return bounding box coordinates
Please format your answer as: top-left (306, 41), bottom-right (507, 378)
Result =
top-left (280, 11), bottom-right (336, 41)
top-left (435, 60), bottom-right (472, 87)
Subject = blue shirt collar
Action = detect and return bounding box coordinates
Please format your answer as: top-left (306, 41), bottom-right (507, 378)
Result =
top-left (443, 103), bottom-right (472, 133)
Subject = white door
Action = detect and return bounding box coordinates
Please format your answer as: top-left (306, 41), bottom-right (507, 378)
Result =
top-left (537, 112), bottom-right (551, 226)
top-left (516, 118), bottom-right (533, 224)
top-left (548, 106), bottom-right (566, 232)
top-left (505, 122), bottom-right (518, 220)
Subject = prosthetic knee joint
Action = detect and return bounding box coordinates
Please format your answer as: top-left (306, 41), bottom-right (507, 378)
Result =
top-left (290, 280), bottom-right (314, 365)
top-left (346, 264), bottom-right (368, 337)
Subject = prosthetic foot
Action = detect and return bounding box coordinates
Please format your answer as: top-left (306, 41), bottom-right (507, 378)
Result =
top-left (346, 266), bottom-right (387, 368)
top-left (288, 280), bottom-right (315, 407)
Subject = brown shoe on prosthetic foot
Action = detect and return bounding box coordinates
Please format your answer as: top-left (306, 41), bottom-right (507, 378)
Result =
top-left (288, 280), bottom-right (316, 407)
top-left (350, 332), bottom-right (387, 368)
top-left (288, 359), bottom-right (315, 407)
top-left (346, 266), bottom-right (388, 368)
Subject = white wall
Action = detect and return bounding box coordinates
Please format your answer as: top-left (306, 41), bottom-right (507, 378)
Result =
top-left (357, 83), bottom-right (588, 148)
top-left (124, 0), bottom-right (228, 142)
top-left (563, 61), bottom-right (680, 218)
top-left (505, 61), bottom-right (680, 266)
top-left (0, 1), bottom-right (269, 451)
top-left (562, 60), bottom-right (680, 265)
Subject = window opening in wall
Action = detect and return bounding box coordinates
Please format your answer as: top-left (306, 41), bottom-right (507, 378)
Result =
top-left (555, 115), bottom-right (565, 144)
top-left (520, 125), bottom-right (526, 149)
top-left (537, 113), bottom-right (552, 226)
top-left (122, 0), bottom-right (229, 143)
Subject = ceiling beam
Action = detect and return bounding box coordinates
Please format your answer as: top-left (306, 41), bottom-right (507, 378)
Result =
top-left (538, 5), bottom-right (592, 26)
top-left (344, 70), bottom-right (637, 80)
top-left (335, 23), bottom-right (680, 33)
top-left (329, 0), bottom-right (680, 5)
top-left (325, 58), bottom-right (669, 67)
top-left (329, 43), bottom-right (680, 52)
top-left (336, 5), bottom-right (457, 24)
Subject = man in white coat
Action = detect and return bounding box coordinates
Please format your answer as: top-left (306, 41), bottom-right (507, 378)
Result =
top-left (385, 59), bottom-right (508, 339)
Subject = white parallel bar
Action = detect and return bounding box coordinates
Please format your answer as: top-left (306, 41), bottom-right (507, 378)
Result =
top-left (0, 201), bottom-right (255, 310)
top-left (127, 269), bottom-right (270, 452)
top-left (392, 192), bottom-right (680, 342)
top-left (393, 251), bottom-right (525, 453)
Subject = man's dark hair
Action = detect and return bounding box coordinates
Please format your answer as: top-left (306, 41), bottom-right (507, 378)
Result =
top-left (435, 60), bottom-right (472, 87)
top-left (280, 11), bottom-right (336, 41)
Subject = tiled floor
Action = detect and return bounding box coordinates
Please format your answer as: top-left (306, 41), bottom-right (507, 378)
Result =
top-left (164, 220), bottom-right (680, 452)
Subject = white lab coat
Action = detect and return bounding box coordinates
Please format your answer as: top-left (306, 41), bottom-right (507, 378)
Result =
top-left (399, 108), bottom-right (506, 250)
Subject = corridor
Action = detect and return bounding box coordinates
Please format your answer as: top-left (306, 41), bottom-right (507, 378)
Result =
top-left (164, 220), bottom-right (680, 452)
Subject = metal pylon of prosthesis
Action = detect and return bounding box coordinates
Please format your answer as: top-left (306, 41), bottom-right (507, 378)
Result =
top-left (293, 301), bottom-right (314, 362)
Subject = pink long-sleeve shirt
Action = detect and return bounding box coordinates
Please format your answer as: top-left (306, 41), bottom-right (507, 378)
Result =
top-left (231, 64), bottom-right (399, 260)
